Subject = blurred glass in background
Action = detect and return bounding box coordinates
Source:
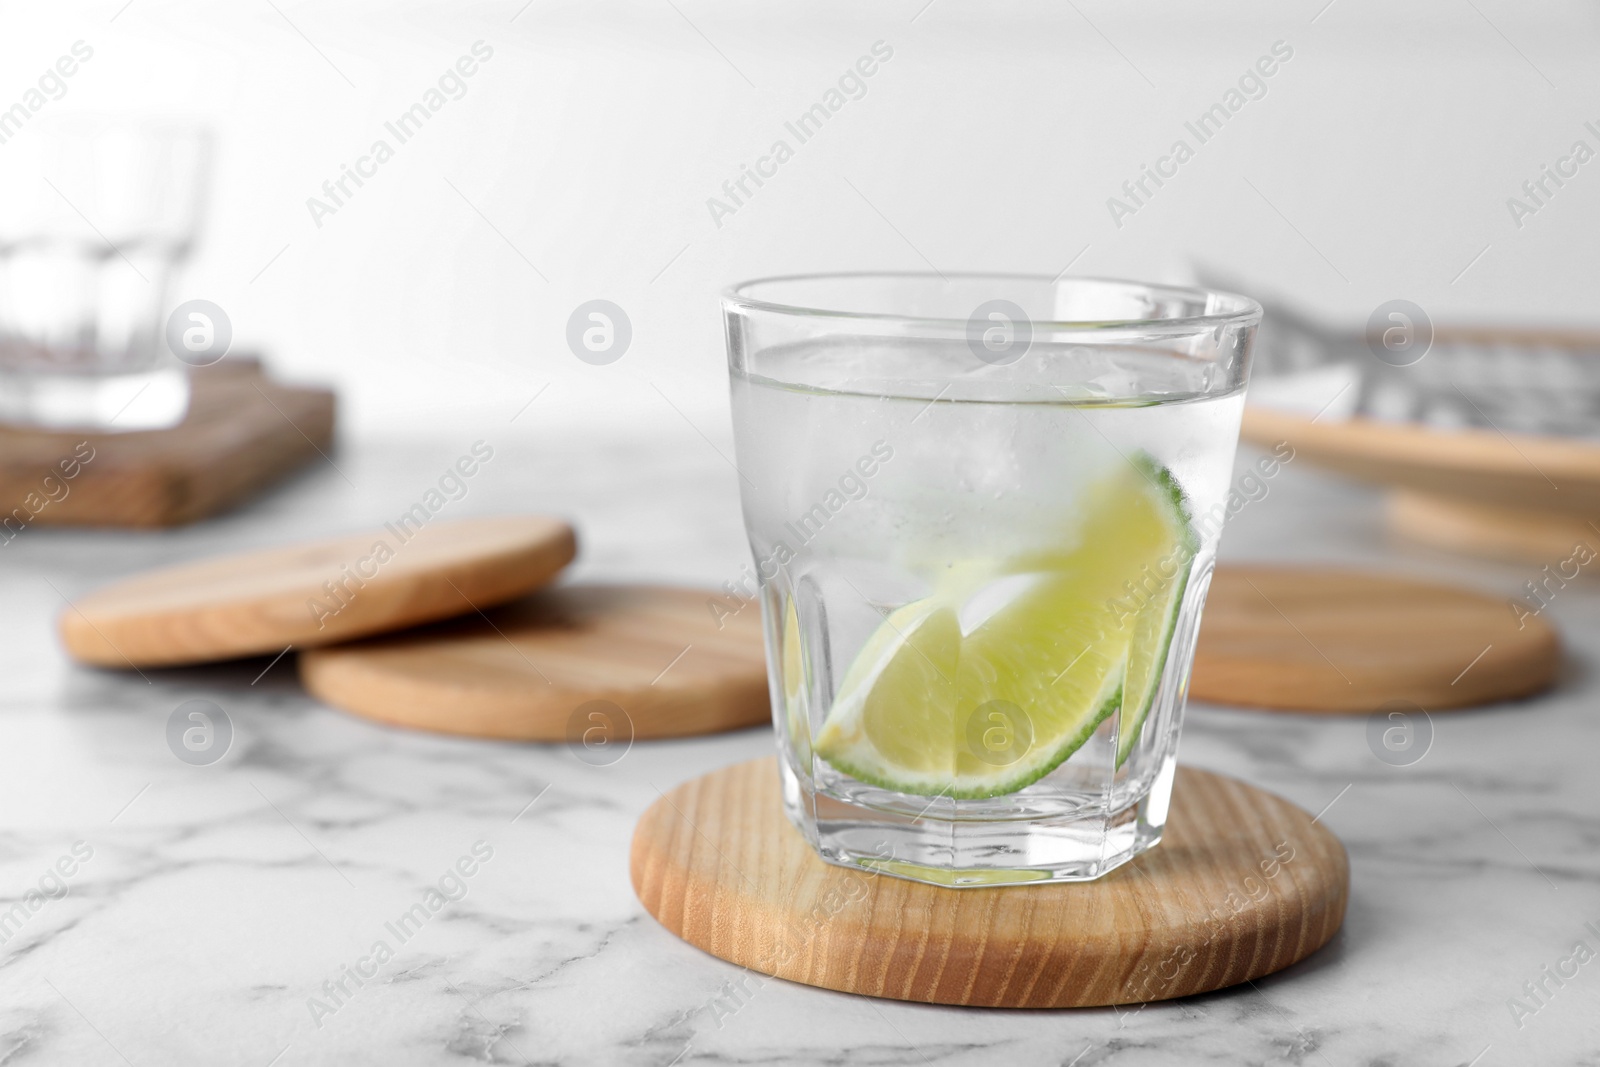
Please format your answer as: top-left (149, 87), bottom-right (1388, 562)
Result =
top-left (0, 117), bottom-right (211, 431)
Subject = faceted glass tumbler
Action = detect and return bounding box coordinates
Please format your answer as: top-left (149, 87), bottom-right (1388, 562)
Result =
top-left (723, 273), bottom-right (1260, 886)
top-left (0, 117), bottom-right (211, 430)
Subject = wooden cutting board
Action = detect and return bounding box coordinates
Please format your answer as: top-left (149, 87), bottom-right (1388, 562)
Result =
top-left (299, 584), bottom-right (770, 741)
top-left (59, 515), bottom-right (576, 667)
top-left (632, 756), bottom-right (1348, 1008)
top-left (0, 360), bottom-right (337, 528)
top-left (1191, 564), bottom-right (1559, 712)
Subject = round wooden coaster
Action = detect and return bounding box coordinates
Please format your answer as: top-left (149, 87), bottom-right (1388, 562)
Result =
top-left (631, 757), bottom-right (1347, 1008)
top-left (60, 516), bottom-right (576, 667)
top-left (299, 584), bottom-right (769, 741)
top-left (1191, 564), bottom-right (1559, 713)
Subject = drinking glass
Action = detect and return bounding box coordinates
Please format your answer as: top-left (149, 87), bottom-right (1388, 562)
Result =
top-left (0, 117), bottom-right (211, 430)
top-left (723, 273), bottom-right (1260, 886)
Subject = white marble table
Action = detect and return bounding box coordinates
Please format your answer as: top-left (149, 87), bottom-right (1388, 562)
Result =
top-left (2, 426), bottom-right (1596, 1066)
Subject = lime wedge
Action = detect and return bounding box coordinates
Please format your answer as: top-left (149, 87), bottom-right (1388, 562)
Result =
top-left (814, 454), bottom-right (1194, 799)
top-left (1113, 459), bottom-right (1197, 766)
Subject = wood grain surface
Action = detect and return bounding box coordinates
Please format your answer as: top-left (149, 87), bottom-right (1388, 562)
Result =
top-left (1389, 489), bottom-right (1600, 565)
top-left (0, 360), bottom-right (336, 528)
top-left (59, 515), bottom-right (576, 667)
top-left (631, 756), bottom-right (1348, 1008)
top-left (299, 584), bottom-right (770, 741)
top-left (1191, 564), bottom-right (1559, 712)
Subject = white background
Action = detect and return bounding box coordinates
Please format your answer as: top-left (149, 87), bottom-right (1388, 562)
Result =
top-left (3, 0), bottom-right (1597, 438)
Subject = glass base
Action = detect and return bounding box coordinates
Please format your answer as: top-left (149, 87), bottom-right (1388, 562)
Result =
top-left (780, 755), bottom-right (1175, 887)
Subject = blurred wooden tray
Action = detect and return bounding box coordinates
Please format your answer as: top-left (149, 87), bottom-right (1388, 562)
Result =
top-left (0, 360), bottom-right (335, 529)
top-left (1240, 323), bottom-right (1600, 563)
top-left (1388, 491), bottom-right (1599, 564)
top-left (1241, 405), bottom-right (1600, 516)
top-left (1241, 406), bottom-right (1600, 561)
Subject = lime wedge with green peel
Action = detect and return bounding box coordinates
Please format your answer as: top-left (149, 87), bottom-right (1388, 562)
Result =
top-left (814, 454), bottom-right (1195, 799)
top-left (1112, 460), bottom-right (1197, 766)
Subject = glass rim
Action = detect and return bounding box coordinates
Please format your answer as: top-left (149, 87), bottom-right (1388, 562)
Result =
top-left (721, 271), bottom-right (1263, 335)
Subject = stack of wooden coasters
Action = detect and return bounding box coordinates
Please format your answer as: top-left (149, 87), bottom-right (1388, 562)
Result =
top-left (61, 522), bottom-right (1551, 1008)
top-left (57, 515), bottom-right (770, 742)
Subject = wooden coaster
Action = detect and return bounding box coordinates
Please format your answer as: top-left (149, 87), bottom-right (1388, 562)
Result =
top-left (1190, 564), bottom-right (1559, 713)
top-left (299, 584), bottom-right (769, 741)
top-left (1389, 489), bottom-right (1600, 566)
top-left (59, 515), bottom-right (576, 667)
top-left (631, 757), bottom-right (1347, 1008)
top-left (0, 359), bottom-right (337, 528)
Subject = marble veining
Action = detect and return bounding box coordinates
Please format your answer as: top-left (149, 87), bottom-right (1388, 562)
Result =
top-left (0, 427), bottom-right (1596, 1065)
